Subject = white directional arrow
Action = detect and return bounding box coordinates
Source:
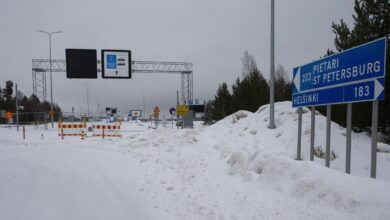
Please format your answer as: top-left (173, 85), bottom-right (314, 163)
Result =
top-left (374, 79), bottom-right (384, 99)
top-left (293, 67), bottom-right (301, 92)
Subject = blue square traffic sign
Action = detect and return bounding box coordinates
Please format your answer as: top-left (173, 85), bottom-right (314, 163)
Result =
top-left (106, 54), bottom-right (117, 69)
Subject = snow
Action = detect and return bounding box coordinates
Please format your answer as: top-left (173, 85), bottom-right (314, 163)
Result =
top-left (1, 101), bottom-right (390, 219)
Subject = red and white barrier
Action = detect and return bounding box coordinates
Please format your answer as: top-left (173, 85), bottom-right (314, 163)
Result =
top-left (92, 124), bottom-right (122, 138)
top-left (59, 123), bottom-right (87, 139)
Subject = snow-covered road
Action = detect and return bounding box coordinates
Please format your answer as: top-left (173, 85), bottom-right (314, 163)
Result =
top-left (0, 143), bottom-right (151, 220)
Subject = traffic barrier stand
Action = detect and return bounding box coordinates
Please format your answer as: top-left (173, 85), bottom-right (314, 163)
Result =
top-left (59, 123), bottom-right (87, 139)
top-left (92, 124), bottom-right (122, 138)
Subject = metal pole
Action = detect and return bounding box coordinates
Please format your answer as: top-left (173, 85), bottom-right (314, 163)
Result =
top-left (96, 96), bottom-right (99, 121)
top-left (15, 83), bottom-right (19, 131)
top-left (371, 100), bottom-right (378, 178)
top-left (142, 92), bottom-right (146, 120)
top-left (87, 84), bottom-right (90, 119)
top-left (177, 90), bottom-right (180, 125)
top-left (296, 107), bottom-right (302, 160)
top-left (310, 106), bottom-right (315, 161)
top-left (37, 30), bottom-right (63, 128)
top-left (49, 34), bottom-right (54, 128)
top-left (269, 0), bottom-right (275, 129)
top-left (346, 103), bottom-right (352, 174)
top-left (326, 105), bottom-right (331, 167)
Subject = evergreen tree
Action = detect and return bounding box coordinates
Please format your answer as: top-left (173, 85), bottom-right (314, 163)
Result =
top-left (232, 68), bottom-right (269, 112)
top-left (0, 85), bottom-right (4, 109)
top-left (3, 80), bottom-right (14, 111)
top-left (0, 81), bottom-right (63, 124)
top-left (247, 68), bottom-right (270, 112)
top-left (328, 0), bottom-right (390, 139)
top-left (208, 83), bottom-right (234, 121)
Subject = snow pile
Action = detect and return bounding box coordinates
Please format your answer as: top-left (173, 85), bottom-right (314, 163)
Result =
top-left (195, 101), bottom-right (390, 219)
top-left (202, 101), bottom-right (390, 181)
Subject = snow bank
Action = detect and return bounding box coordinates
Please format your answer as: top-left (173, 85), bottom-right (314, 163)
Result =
top-left (197, 101), bottom-right (390, 219)
top-left (203, 101), bottom-right (390, 181)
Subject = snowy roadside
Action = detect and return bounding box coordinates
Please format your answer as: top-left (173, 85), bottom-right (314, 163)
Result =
top-left (1, 101), bottom-right (390, 219)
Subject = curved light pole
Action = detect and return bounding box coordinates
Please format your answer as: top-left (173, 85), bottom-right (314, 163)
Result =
top-left (37, 29), bottom-right (63, 128)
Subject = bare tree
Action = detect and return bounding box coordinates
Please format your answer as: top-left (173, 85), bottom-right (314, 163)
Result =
top-left (241, 50), bottom-right (257, 78)
top-left (275, 64), bottom-right (291, 101)
top-left (275, 64), bottom-right (289, 81)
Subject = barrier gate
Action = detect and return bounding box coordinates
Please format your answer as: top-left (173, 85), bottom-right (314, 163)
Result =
top-left (92, 124), bottom-right (122, 138)
top-left (59, 123), bottom-right (87, 139)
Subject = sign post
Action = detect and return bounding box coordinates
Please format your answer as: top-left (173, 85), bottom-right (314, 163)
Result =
top-left (153, 106), bottom-right (160, 128)
top-left (169, 107), bottom-right (176, 128)
top-left (292, 37), bottom-right (386, 177)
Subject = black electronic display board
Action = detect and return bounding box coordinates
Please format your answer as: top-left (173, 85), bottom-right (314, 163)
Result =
top-left (66, 49), bottom-right (97, 78)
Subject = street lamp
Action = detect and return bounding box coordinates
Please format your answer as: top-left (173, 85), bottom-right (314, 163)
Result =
top-left (37, 29), bottom-right (63, 128)
top-left (269, 0), bottom-right (276, 129)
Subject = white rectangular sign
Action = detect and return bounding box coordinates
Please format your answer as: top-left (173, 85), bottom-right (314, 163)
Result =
top-left (102, 50), bottom-right (131, 79)
top-left (131, 110), bottom-right (142, 117)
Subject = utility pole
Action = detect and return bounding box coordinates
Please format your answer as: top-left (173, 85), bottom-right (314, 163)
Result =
top-left (269, 0), bottom-right (276, 129)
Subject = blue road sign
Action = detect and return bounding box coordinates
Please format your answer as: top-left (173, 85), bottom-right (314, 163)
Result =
top-left (185, 99), bottom-right (204, 105)
top-left (169, 107), bottom-right (176, 115)
top-left (293, 78), bottom-right (385, 107)
top-left (292, 37), bottom-right (387, 107)
top-left (106, 54), bottom-right (117, 69)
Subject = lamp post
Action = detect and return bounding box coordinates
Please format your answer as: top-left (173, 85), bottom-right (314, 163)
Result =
top-left (269, 0), bottom-right (276, 129)
top-left (37, 29), bottom-right (63, 128)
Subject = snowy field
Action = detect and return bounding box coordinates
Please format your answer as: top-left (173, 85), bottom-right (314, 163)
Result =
top-left (1, 101), bottom-right (390, 220)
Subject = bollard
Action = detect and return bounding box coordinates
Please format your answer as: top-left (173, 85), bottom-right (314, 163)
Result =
top-left (61, 127), bottom-right (64, 140)
top-left (81, 130), bottom-right (85, 140)
top-left (102, 128), bottom-right (105, 139)
top-left (23, 126), bottom-right (25, 140)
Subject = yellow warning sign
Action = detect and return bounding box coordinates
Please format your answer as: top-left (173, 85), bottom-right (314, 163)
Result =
top-left (50, 111), bottom-right (55, 117)
top-left (176, 105), bottom-right (189, 116)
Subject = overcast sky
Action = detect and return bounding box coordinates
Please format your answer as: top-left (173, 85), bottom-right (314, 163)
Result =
top-left (0, 0), bottom-right (355, 115)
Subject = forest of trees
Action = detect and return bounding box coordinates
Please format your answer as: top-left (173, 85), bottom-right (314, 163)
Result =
top-left (206, 51), bottom-right (292, 122)
top-left (206, 0), bottom-right (389, 142)
top-left (0, 80), bottom-right (61, 123)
